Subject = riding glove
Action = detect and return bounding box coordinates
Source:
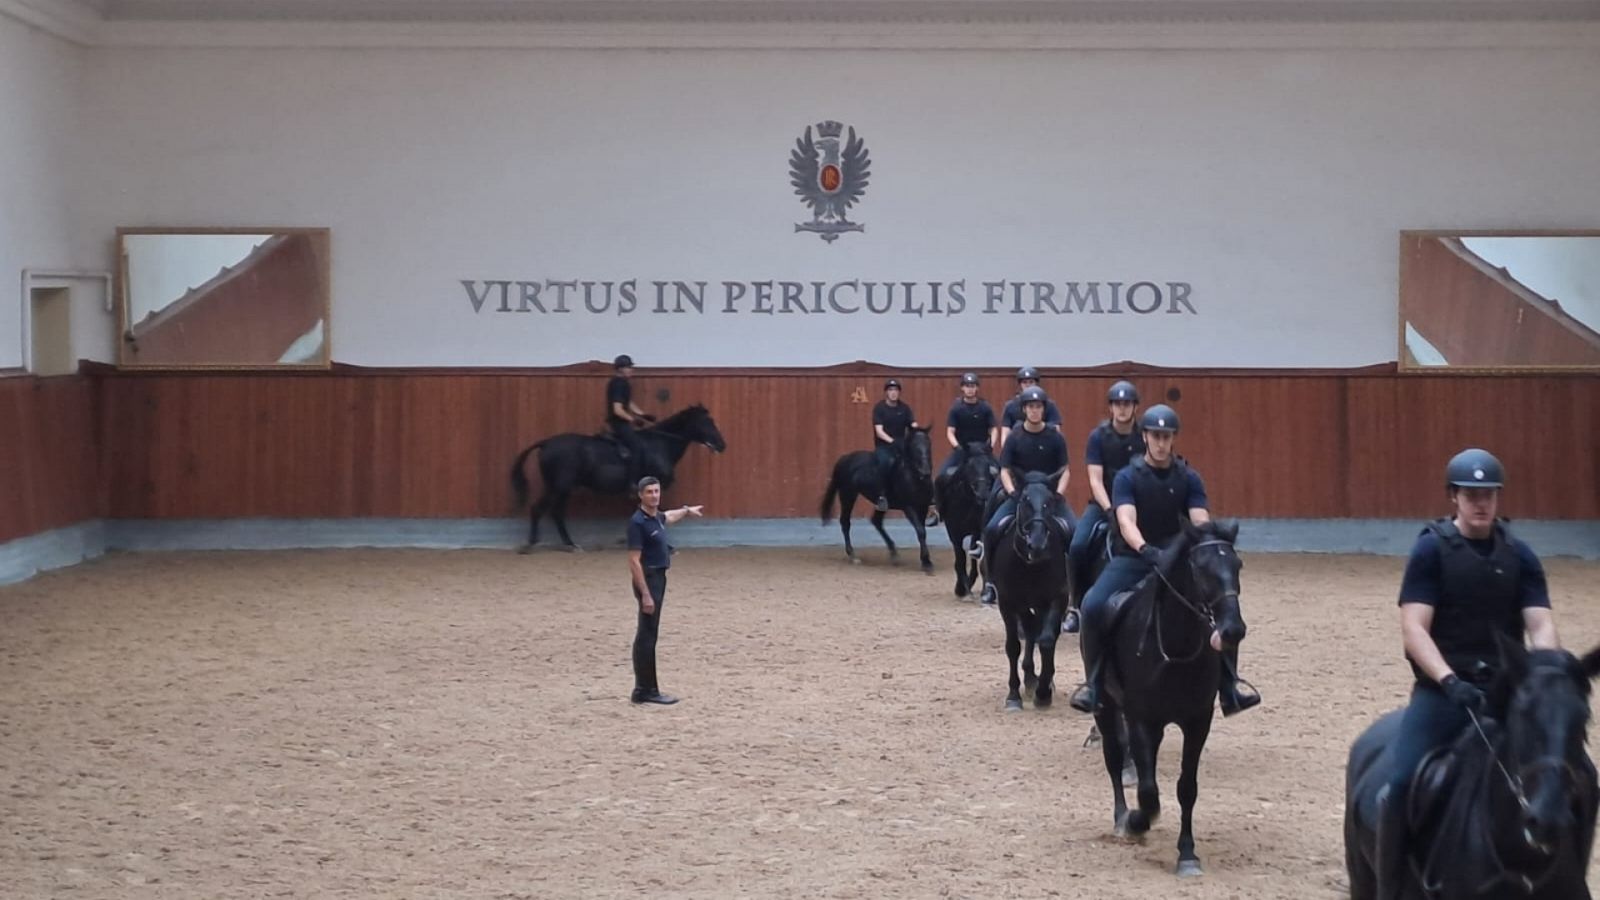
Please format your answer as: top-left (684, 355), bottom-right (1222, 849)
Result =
top-left (1138, 544), bottom-right (1162, 567)
top-left (1438, 674), bottom-right (1486, 713)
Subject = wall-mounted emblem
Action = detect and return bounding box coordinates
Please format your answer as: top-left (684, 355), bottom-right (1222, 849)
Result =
top-left (790, 120), bottom-right (871, 243)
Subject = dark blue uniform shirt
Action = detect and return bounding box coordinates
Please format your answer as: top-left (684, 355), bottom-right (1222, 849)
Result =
top-left (1000, 425), bottom-right (1069, 475)
top-left (1111, 462), bottom-right (1209, 511)
top-left (627, 508), bottom-right (672, 569)
top-left (946, 399), bottom-right (997, 446)
top-left (605, 376), bottom-right (632, 425)
top-left (1398, 531), bottom-right (1549, 610)
top-left (872, 400), bottom-right (915, 448)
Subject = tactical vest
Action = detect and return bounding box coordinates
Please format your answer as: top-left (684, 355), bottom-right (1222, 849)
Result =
top-left (1093, 421), bottom-right (1145, 482)
top-left (1415, 518), bottom-right (1525, 682)
top-left (1112, 456), bottom-right (1192, 556)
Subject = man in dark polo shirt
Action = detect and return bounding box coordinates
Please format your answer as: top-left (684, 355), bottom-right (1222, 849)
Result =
top-left (627, 476), bottom-right (704, 705)
top-left (606, 354), bottom-right (656, 486)
top-left (868, 378), bottom-right (918, 512)
top-left (933, 372), bottom-right (1000, 523)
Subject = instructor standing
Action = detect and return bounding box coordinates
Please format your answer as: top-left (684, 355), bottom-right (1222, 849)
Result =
top-left (628, 476), bottom-right (704, 705)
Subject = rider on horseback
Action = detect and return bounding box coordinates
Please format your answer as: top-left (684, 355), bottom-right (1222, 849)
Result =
top-left (1064, 380), bottom-right (1145, 634)
top-left (1068, 404), bottom-right (1260, 717)
top-left (935, 372), bottom-right (1000, 500)
top-left (606, 354), bottom-right (656, 485)
top-left (1370, 448), bottom-right (1562, 900)
top-left (869, 379), bottom-right (919, 512)
top-left (999, 367), bottom-right (1061, 447)
top-left (973, 386), bottom-right (1071, 605)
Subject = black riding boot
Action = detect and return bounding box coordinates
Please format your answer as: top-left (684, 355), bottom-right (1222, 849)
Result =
top-left (1062, 559), bottom-right (1086, 634)
top-left (1068, 611), bottom-right (1105, 714)
top-left (1374, 784), bottom-right (1409, 900)
top-left (1218, 646), bottom-right (1261, 717)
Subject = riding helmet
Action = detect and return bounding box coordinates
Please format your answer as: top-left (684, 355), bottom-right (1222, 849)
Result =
top-left (1141, 404), bottom-right (1180, 433)
top-left (960, 372), bottom-right (980, 386)
top-left (884, 378), bottom-right (903, 390)
top-left (1016, 366), bottom-right (1041, 383)
top-left (1107, 380), bottom-right (1139, 404)
top-left (613, 354), bottom-right (634, 369)
top-left (1445, 448), bottom-right (1504, 489)
top-left (1019, 385), bottom-right (1049, 406)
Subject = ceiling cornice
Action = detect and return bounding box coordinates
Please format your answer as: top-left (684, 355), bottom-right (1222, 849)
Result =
top-left (94, 19), bottom-right (1600, 50)
top-left (7, 0), bottom-right (1600, 48)
top-left (0, 0), bottom-right (102, 43)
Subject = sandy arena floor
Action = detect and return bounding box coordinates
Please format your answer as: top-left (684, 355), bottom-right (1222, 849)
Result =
top-left (2, 544), bottom-right (1599, 899)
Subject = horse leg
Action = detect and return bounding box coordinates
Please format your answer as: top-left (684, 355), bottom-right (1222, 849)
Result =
top-left (1174, 715), bottom-right (1214, 878)
top-left (552, 491), bottom-right (581, 551)
top-left (1003, 613), bottom-right (1023, 711)
top-left (1125, 719), bottom-right (1165, 836)
top-left (870, 510), bottom-right (898, 563)
top-left (1022, 622), bottom-right (1038, 695)
top-left (838, 488), bottom-right (858, 563)
top-left (1095, 705), bottom-right (1131, 836)
top-left (908, 508), bottom-right (933, 574)
top-left (1034, 616), bottom-right (1058, 708)
top-left (519, 490), bottom-right (551, 553)
top-left (949, 526), bottom-right (970, 597)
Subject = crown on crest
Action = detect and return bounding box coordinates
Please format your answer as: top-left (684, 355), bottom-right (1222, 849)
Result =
top-left (816, 120), bottom-right (845, 139)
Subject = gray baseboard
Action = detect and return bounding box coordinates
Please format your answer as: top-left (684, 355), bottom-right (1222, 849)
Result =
top-left (0, 521), bottom-right (107, 586)
top-left (2, 517), bottom-right (1596, 587)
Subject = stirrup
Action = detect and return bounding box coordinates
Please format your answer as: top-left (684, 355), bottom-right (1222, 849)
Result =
top-left (964, 537), bottom-right (984, 561)
top-left (1219, 677), bottom-right (1262, 717)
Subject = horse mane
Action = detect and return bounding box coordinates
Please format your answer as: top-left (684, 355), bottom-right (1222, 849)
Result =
top-left (650, 404), bottom-right (707, 432)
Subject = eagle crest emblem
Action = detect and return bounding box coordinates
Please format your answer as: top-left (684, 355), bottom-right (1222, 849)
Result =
top-left (790, 120), bottom-right (870, 243)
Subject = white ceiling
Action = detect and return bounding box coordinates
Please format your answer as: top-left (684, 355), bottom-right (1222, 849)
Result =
top-left (79, 0), bottom-right (1600, 24)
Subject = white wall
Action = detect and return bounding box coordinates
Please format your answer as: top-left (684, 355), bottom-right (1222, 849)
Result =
top-left (0, 14), bottom-right (92, 371)
top-left (1461, 236), bottom-right (1600, 333)
top-left (71, 44), bottom-right (1600, 368)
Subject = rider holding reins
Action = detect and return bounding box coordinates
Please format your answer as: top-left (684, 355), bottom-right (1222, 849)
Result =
top-left (1068, 404), bottom-right (1260, 718)
top-left (973, 386), bottom-right (1071, 605)
top-left (1065, 380), bottom-right (1145, 633)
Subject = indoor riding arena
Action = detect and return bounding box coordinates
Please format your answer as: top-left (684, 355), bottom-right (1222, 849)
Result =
top-left (3, 2), bottom-right (1598, 899)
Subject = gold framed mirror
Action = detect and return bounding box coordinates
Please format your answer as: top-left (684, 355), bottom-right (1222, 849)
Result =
top-left (116, 227), bottom-right (331, 369)
top-left (1399, 230), bottom-right (1600, 373)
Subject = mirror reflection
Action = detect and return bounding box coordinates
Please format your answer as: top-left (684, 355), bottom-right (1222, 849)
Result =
top-left (1400, 232), bottom-right (1600, 372)
top-left (117, 228), bottom-right (330, 368)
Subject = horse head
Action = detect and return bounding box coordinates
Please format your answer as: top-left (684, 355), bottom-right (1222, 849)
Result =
top-left (960, 442), bottom-right (997, 500)
top-left (1178, 518), bottom-right (1246, 649)
top-left (899, 427), bottom-right (934, 482)
top-left (1485, 638), bottom-right (1600, 858)
top-left (1012, 471), bottom-right (1068, 565)
top-left (658, 404), bottom-right (726, 453)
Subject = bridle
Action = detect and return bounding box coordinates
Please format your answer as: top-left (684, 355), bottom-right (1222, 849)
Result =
top-left (1149, 538), bottom-right (1236, 631)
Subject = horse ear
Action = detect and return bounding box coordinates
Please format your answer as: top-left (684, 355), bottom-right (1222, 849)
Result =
top-left (1581, 645), bottom-right (1600, 680)
top-left (1217, 518), bottom-right (1240, 543)
top-left (1495, 632), bottom-right (1530, 682)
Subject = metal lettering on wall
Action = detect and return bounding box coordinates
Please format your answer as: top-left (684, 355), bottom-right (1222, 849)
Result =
top-left (459, 279), bottom-right (1196, 317)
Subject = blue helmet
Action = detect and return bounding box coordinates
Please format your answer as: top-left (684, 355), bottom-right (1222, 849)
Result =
top-left (1446, 448), bottom-right (1504, 489)
top-left (1019, 386), bottom-right (1049, 406)
top-left (1107, 380), bottom-right (1139, 404)
top-left (1016, 366), bottom-right (1041, 383)
top-left (1141, 404), bottom-right (1180, 433)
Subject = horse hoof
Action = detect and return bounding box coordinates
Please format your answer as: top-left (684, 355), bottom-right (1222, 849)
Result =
top-left (516, 544), bottom-right (535, 555)
top-left (1126, 809), bottom-right (1152, 835)
top-left (1175, 860), bottom-right (1204, 879)
top-left (561, 545), bottom-right (584, 554)
top-left (849, 556), bottom-right (862, 566)
top-left (1004, 697), bottom-right (1023, 712)
top-left (1034, 691), bottom-right (1053, 709)
top-left (922, 566), bottom-right (933, 576)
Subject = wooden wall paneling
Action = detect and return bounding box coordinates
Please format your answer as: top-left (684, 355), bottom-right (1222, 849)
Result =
top-left (0, 376), bottom-right (100, 543)
top-left (89, 369), bottom-right (1598, 524)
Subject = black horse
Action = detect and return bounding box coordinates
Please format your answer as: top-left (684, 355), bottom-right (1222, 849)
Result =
top-left (509, 404), bottom-right (727, 551)
top-left (988, 473), bottom-right (1073, 711)
top-left (1345, 639), bottom-right (1600, 899)
top-left (938, 442), bottom-right (998, 598)
top-left (1089, 518), bottom-right (1247, 878)
top-left (819, 428), bottom-right (935, 574)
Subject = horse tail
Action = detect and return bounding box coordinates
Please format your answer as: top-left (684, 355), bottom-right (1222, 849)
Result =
top-left (820, 477), bottom-right (840, 524)
top-left (510, 441), bottom-right (543, 508)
